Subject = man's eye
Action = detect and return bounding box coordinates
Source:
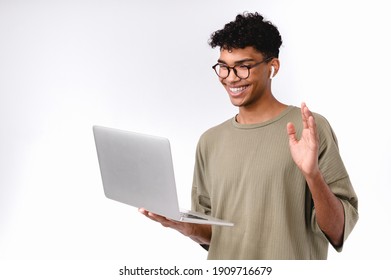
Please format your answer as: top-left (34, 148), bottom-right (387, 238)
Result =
top-left (238, 65), bottom-right (250, 69)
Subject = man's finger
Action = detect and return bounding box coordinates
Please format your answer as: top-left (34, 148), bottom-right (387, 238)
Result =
top-left (286, 122), bottom-right (297, 143)
top-left (301, 102), bottom-right (309, 129)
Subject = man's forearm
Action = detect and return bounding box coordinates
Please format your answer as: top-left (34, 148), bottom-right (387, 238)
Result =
top-left (188, 224), bottom-right (212, 245)
top-left (306, 171), bottom-right (345, 247)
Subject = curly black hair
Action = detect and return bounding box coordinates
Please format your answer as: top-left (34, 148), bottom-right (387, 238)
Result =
top-left (209, 12), bottom-right (282, 59)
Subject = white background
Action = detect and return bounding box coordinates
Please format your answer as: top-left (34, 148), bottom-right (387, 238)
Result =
top-left (1, 0), bottom-right (390, 264)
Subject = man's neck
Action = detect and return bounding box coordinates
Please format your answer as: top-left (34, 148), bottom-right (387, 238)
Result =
top-left (236, 99), bottom-right (287, 124)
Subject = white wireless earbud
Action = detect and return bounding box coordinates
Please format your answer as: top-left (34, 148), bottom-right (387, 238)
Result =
top-left (269, 66), bottom-right (275, 79)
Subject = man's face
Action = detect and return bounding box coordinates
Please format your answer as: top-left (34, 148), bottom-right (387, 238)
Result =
top-left (216, 46), bottom-right (271, 108)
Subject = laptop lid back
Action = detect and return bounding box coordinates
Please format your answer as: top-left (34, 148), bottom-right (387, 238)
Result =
top-left (93, 126), bottom-right (181, 219)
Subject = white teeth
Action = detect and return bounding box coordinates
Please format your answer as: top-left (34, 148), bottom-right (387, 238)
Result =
top-left (229, 86), bottom-right (247, 93)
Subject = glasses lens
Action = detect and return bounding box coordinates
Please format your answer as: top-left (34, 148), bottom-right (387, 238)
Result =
top-left (235, 65), bottom-right (250, 79)
top-left (214, 65), bottom-right (229, 78)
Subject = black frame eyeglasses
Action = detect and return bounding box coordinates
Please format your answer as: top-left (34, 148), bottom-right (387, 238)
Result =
top-left (212, 57), bottom-right (272, 79)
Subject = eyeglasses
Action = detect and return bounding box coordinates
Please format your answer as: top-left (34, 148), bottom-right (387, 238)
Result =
top-left (212, 57), bottom-right (272, 79)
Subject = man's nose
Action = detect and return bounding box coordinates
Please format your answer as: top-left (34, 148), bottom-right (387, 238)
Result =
top-left (225, 69), bottom-right (241, 83)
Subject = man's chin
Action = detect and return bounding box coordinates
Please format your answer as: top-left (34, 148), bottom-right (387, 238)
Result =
top-left (228, 95), bottom-right (245, 107)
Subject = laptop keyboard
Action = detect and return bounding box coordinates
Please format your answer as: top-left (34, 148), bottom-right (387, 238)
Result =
top-left (180, 212), bottom-right (208, 220)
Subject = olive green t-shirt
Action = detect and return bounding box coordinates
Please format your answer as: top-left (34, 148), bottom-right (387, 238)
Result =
top-left (191, 106), bottom-right (358, 259)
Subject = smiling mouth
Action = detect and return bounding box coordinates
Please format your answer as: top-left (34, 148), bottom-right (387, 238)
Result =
top-left (228, 85), bottom-right (249, 95)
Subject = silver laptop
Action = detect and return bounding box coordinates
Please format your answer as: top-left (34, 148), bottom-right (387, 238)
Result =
top-left (93, 125), bottom-right (233, 226)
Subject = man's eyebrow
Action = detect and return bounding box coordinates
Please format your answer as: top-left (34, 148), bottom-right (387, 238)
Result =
top-left (217, 58), bottom-right (256, 65)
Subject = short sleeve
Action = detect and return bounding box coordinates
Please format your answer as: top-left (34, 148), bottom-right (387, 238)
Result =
top-left (191, 138), bottom-right (212, 215)
top-left (311, 115), bottom-right (359, 251)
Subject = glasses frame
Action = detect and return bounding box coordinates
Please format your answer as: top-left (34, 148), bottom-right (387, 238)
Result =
top-left (212, 57), bottom-right (273, 79)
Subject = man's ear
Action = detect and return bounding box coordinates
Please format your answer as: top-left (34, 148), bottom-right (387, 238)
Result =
top-left (269, 58), bottom-right (280, 79)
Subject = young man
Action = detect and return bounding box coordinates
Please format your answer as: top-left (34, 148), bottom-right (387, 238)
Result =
top-left (140, 12), bottom-right (358, 259)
